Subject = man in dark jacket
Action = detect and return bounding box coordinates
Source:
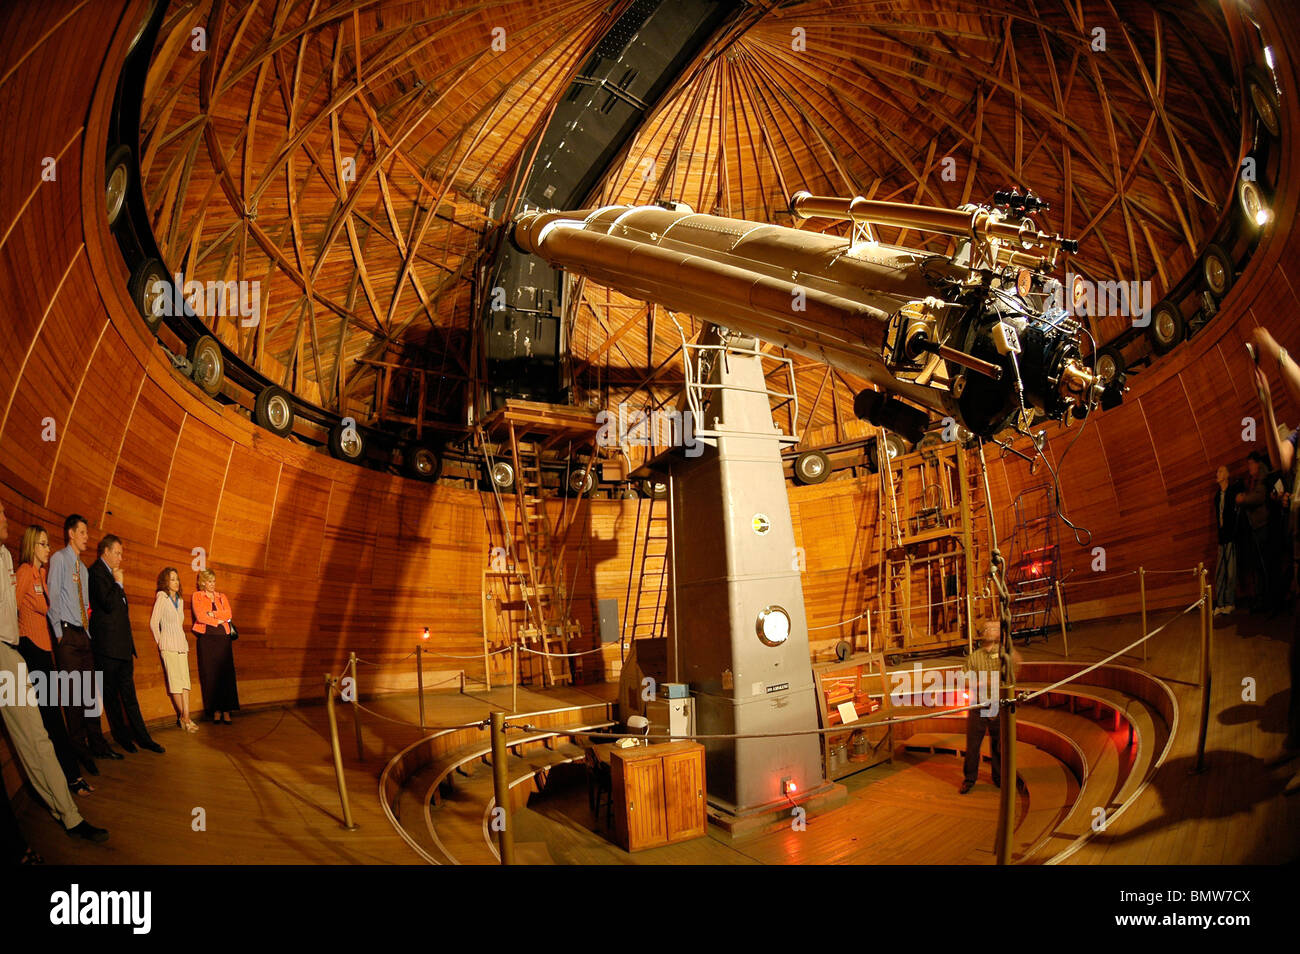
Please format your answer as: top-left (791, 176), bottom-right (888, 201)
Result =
top-left (1238, 451), bottom-right (1275, 611)
top-left (89, 536), bottom-right (164, 754)
top-left (1214, 465), bottom-right (1243, 614)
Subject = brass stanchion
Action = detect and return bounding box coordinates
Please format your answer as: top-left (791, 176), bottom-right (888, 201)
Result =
top-left (349, 652), bottom-right (364, 761)
top-left (1054, 581), bottom-right (1069, 658)
top-left (415, 644), bottom-right (425, 730)
top-left (511, 642), bottom-right (519, 713)
top-left (489, 711), bottom-right (515, 865)
top-left (994, 687), bottom-right (1016, 865)
top-left (1139, 567), bottom-right (1147, 663)
top-left (325, 674), bottom-right (358, 831)
top-left (1193, 573), bottom-right (1212, 773)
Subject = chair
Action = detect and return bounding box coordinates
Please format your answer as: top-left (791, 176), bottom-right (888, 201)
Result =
top-left (585, 747), bottom-right (612, 827)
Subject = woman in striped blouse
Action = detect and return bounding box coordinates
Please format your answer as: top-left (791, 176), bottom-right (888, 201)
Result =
top-left (151, 568), bottom-right (197, 732)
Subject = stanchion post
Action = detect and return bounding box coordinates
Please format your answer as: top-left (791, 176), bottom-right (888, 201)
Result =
top-left (994, 688), bottom-right (1016, 865)
top-left (415, 644), bottom-right (425, 730)
top-left (325, 674), bottom-right (358, 831)
top-left (1054, 581), bottom-right (1069, 658)
top-left (489, 711), bottom-right (515, 865)
top-left (512, 642), bottom-right (519, 713)
top-left (348, 652), bottom-right (364, 761)
top-left (1193, 574), bottom-right (1212, 773)
top-left (1139, 567), bottom-right (1147, 663)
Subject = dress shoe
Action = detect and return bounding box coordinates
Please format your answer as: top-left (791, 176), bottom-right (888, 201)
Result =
top-left (140, 741), bottom-right (165, 754)
top-left (116, 740), bottom-right (138, 754)
top-left (65, 820), bottom-right (109, 843)
top-left (96, 748), bottom-right (124, 761)
top-left (959, 779), bottom-right (975, 794)
top-left (78, 755), bottom-right (100, 777)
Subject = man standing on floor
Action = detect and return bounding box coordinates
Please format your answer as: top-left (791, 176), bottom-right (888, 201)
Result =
top-left (46, 514), bottom-right (121, 766)
top-left (1214, 464), bottom-right (1242, 614)
top-left (959, 620), bottom-right (1022, 795)
top-left (0, 502), bottom-right (109, 843)
top-left (89, 535), bottom-right (164, 755)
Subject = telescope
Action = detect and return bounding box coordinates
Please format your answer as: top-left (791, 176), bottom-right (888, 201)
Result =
top-left (512, 190), bottom-right (1124, 443)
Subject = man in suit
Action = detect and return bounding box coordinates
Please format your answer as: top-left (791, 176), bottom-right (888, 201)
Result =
top-left (89, 535), bottom-right (163, 754)
top-left (47, 514), bottom-right (118, 766)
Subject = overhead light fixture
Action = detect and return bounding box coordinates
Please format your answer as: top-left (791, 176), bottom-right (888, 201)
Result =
top-left (756, 605), bottom-right (791, 646)
top-left (1238, 177), bottom-right (1271, 227)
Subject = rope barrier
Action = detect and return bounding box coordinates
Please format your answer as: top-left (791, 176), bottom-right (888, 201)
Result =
top-left (418, 646), bottom-right (513, 660)
top-left (351, 699), bottom-right (488, 732)
top-left (1058, 570), bottom-right (1138, 587)
top-left (1018, 595), bottom-right (1205, 703)
top-left (807, 610), bottom-right (869, 631)
top-left (516, 644), bottom-right (607, 658)
top-left (1058, 567), bottom-right (1195, 587)
top-left (807, 595), bottom-right (965, 631)
top-left (353, 649), bottom-right (416, 667)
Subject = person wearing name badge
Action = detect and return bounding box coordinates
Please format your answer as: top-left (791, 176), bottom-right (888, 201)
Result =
top-left (0, 502), bottom-right (108, 844)
top-left (14, 525), bottom-right (93, 794)
top-left (151, 567), bottom-right (197, 732)
top-left (46, 513), bottom-right (120, 765)
top-left (192, 569), bottom-right (240, 724)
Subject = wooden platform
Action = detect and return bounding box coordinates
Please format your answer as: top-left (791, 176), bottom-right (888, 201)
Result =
top-left (11, 609), bottom-right (1300, 865)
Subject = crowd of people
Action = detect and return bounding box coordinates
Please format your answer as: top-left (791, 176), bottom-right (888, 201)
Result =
top-left (0, 505), bottom-right (241, 863)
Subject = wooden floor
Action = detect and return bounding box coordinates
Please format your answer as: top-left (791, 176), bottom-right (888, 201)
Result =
top-left (13, 605), bottom-right (1300, 864)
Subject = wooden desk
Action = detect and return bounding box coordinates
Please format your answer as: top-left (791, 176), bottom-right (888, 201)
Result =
top-left (609, 741), bottom-right (706, 852)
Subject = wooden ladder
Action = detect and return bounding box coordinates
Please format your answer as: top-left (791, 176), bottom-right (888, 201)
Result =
top-left (623, 493), bottom-right (670, 645)
top-left (507, 425), bottom-right (572, 687)
top-left (878, 428), bottom-right (912, 655)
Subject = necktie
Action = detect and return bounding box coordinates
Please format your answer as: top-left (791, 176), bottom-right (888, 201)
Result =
top-left (74, 562), bottom-right (87, 628)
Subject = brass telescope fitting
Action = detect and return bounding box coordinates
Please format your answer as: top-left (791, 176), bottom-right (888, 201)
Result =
top-left (790, 191), bottom-right (1078, 259)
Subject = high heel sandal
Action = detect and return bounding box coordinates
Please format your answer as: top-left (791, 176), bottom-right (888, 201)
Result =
top-left (70, 777), bottom-right (94, 796)
top-left (184, 720), bottom-right (199, 733)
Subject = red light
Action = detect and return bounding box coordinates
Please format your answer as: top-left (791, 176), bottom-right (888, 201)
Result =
top-left (963, 691), bottom-right (970, 703)
top-left (1028, 561), bottom-right (1042, 576)
top-left (421, 627), bottom-right (430, 640)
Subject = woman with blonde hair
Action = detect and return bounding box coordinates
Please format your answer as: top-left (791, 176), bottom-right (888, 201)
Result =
top-left (192, 568), bottom-right (240, 723)
top-left (14, 525), bottom-right (93, 794)
top-left (151, 567), bottom-right (197, 732)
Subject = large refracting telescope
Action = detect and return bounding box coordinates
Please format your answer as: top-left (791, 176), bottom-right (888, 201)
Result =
top-left (512, 190), bottom-right (1124, 443)
top-left (511, 189), bottom-right (1122, 821)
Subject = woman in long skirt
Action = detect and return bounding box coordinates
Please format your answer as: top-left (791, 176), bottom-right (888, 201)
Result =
top-left (192, 569), bottom-right (240, 723)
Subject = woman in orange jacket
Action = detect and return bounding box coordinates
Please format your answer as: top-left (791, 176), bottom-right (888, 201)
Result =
top-left (192, 569), bottom-right (240, 723)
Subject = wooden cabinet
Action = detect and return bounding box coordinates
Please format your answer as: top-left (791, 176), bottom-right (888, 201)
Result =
top-left (611, 741), bottom-right (706, 852)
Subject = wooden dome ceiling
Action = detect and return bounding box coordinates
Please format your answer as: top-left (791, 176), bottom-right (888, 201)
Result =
top-left (140, 0), bottom-right (1240, 438)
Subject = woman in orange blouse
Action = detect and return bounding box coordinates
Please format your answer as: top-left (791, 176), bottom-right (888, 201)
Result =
top-left (192, 569), bottom-right (240, 723)
top-left (14, 526), bottom-right (92, 794)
